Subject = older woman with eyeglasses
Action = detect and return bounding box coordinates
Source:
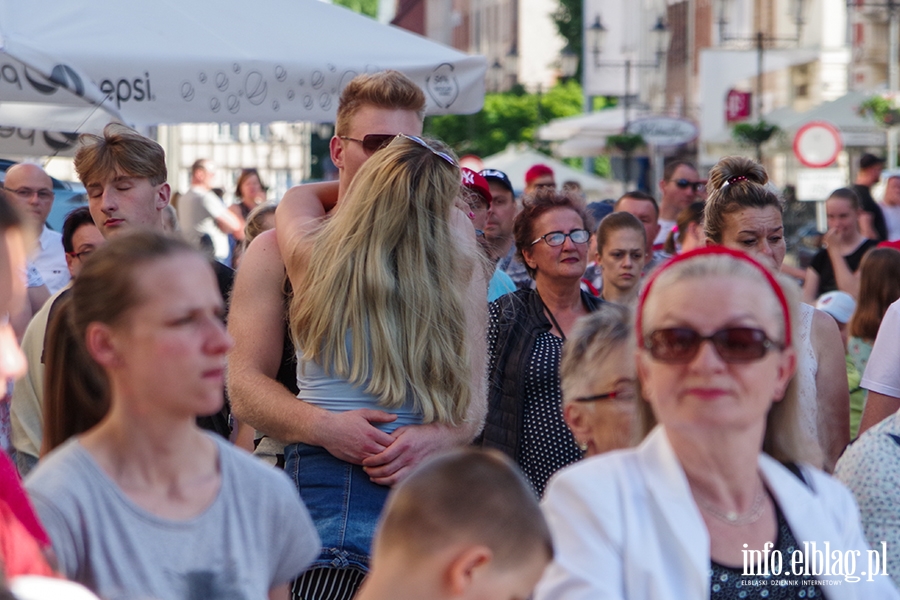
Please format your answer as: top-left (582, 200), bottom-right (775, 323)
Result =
top-left (536, 247), bottom-right (899, 600)
top-left (560, 303), bottom-right (637, 458)
top-left (480, 190), bottom-right (602, 496)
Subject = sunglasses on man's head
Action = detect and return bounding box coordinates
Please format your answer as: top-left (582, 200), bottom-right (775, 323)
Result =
top-left (338, 133), bottom-right (456, 166)
top-left (670, 179), bottom-right (707, 192)
top-left (643, 327), bottom-right (783, 364)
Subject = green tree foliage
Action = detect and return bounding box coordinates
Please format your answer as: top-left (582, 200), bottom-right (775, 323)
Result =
top-left (553, 0), bottom-right (582, 80)
top-left (424, 80), bottom-right (584, 158)
top-left (425, 80), bottom-right (611, 177)
top-left (334, 0), bottom-right (378, 18)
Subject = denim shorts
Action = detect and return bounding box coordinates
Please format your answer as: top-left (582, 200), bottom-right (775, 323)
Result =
top-left (284, 443), bottom-right (390, 571)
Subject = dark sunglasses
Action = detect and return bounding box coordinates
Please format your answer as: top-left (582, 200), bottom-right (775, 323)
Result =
top-left (339, 133), bottom-right (395, 155)
top-left (643, 327), bottom-right (783, 364)
top-left (573, 387), bottom-right (636, 403)
top-left (670, 179), bottom-right (707, 192)
top-left (531, 229), bottom-right (590, 247)
top-left (339, 133), bottom-right (457, 166)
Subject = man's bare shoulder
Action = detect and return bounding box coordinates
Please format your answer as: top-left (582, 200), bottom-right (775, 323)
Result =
top-left (246, 229), bottom-right (282, 262)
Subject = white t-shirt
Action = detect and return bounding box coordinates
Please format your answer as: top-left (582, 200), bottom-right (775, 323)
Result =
top-left (878, 202), bottom-right (900, 241)
top-left (177, 186), bottom-right (231, 261)
top-left (861, 298), bottom-right (900, 398)
top-left (654, 218), bottom-right (675, 247)
top-left (30, 226), bottom-right (70, 295)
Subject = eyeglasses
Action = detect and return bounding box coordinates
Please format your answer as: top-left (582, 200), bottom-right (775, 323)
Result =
top-left (573, 387), bottom-right (636, 403)
top-left (669, 179), bottom-right (706, 193)
top-left (643, 327), bottom-right (783, 364)
top-left (69, 247), bottom-right (97, 261)
top-left (531, 229), bottom-right (590, 247)
top-left (3, 186), bottom-right (53, 202)
top-left (339, 133), bottom-right (457, 166)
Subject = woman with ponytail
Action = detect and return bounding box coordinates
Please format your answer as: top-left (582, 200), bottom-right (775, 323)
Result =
top-left (703, 156), bottom-right (850, 471)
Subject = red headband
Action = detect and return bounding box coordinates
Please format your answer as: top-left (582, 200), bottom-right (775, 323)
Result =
top-left (635, 246), bottom-right (792, 346)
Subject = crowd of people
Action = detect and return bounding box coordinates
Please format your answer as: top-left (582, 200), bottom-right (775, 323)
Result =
top-left (0, 68), bottom-right (899, 599)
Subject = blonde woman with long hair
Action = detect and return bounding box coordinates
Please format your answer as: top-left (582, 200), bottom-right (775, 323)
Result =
top-left (275, 134), bottom-right (488, 600)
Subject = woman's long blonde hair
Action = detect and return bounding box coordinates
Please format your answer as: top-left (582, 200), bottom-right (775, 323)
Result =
top-left (291, 136), bottom-right (473, 425)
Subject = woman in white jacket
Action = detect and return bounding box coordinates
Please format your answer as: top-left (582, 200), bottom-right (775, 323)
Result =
top-left (536, 246), bottom-right (899, 600)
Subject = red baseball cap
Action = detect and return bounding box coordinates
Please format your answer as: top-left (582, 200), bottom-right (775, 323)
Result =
top-left (461, 167), bottom-right (492, 204)
top-left (525, 163), bottom-right (554, 185)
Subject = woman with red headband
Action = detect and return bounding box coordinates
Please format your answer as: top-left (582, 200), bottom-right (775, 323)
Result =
top-left (702, 156), bottom-right (849, 472)
top-left (535, 247), bottom-right (898, 600)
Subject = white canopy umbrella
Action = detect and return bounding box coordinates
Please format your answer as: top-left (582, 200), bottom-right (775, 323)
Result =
top-left (482, 144), bottom-right (616, 198)
top-left (538, 108), bottom-right (640, 141)
top-left (0, 0), bottom-right (486, 133)
top-left (538, 107), bottom-right (652, 157)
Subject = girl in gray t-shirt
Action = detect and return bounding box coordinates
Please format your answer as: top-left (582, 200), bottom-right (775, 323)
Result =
top-left (26, 232), bottom-right (320, 600)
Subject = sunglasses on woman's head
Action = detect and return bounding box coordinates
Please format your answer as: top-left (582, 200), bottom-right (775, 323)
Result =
top-left (338, 133), bottom-right (456, 166)
top-left (643, 327), bottom-right (783, 364)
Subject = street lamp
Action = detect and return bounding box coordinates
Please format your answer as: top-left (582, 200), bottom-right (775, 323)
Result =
top-left (847, 0), bottom-right (900, 167)
top-left (588, 13), bottom-right (670, 125)
top-left (587, 14), bottom-right (669, 187)
top-left (488, 46), bottom-right (519, 92)
top-left (559, 44), bottom-right (579, 80)
top-left (717, 0), bottom-right (806, 122)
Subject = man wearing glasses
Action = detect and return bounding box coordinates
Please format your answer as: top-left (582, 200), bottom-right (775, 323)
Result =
top-left (4, 164), bottom-right (69, 294)
top-left (655, 160), bottom-right (705, 248)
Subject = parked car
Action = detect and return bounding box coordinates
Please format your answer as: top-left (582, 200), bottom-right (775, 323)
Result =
top-left (0, 158), bottom-right (88, 232)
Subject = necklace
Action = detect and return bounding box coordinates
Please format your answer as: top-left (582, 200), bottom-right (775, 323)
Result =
top-left (695, 488), bottom-right (767, 526)
top-left (537, 292), bottom-right (569, 341)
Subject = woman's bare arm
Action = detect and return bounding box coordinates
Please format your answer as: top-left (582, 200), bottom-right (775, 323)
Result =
top-left (274, 181), bottom-right (339, 288)
top-left (825, 234), bottom-right (863, 299)
top-left (857, 391), bottom-right (900, 436)
top-left (811, 308), bottom-right (850, 471)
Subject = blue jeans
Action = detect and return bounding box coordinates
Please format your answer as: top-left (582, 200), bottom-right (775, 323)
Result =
top-left (284, 443), bottom-right (390, 571)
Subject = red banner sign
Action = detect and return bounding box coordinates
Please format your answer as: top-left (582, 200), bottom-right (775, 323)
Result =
top-left (726, 89), bottom-right (752, 123)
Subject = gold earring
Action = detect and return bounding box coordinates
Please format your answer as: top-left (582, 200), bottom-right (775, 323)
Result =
top-left (578, 440), bottom-right (588, 452)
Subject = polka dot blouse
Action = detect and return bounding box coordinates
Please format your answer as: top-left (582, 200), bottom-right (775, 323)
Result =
top-left (710, 500), bottom-right (822, 599)
top-left (518, 331), bottom-right (582, 497)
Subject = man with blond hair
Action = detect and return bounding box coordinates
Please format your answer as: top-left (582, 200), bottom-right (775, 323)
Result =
top-left (229, 70), bottom-right (479, 600)
top-left (65, 124), bottom-right (234, 438)
top-left (75, 123), bottom-right (171, 237)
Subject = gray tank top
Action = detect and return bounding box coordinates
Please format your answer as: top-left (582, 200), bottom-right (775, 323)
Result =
top-left (296, 344), bottom-right (422, 434)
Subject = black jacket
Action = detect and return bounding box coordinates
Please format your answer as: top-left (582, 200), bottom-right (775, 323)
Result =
top-left (480, 288), bottom-right (603, 460)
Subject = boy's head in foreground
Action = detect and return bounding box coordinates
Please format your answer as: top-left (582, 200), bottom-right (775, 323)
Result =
top-left (361, 448), bottom-right (553, 600)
